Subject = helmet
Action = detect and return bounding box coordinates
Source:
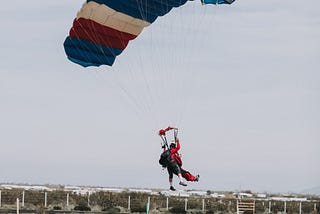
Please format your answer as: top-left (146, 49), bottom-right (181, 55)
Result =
top-left (170, 143), bottom-right (176, 149)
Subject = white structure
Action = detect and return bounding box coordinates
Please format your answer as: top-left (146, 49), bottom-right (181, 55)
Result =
top-left (210, 193), bottom-right (226, 198)
top-left (237, 200), bottom-right (255, 214)
top-left (160, 190), bottom-right (190, 197)
top-left (270, 197), bottom-right (308, 202)
top-left (187, 190), bottom-right (207, 196)
top-left (128, 188), bottom-right (152, 193)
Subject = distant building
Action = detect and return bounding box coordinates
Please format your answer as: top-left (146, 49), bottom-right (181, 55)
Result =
top-left (129, 188), bottom-right (152, 193)
top-left (270, 196), bottom-right (308, 202)
top-left (210, 193), bottom-right (226, 198)
top-left (233, 192), bottom-right (253, 199)
top-left (160, 190), bottom-right (190, 197)
top-left (256, 193), bottom-right (267, 198)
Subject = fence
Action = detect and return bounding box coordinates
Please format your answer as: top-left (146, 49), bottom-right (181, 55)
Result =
top-left (0, 189), bottom-right (319, 213)
top-left (237, 199), bottom-right (255, 214)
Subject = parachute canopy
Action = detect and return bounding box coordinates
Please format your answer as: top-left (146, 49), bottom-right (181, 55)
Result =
top-left (201, 0), bottom-right (235, 4)
top-left (64, 0), bottom-right (235, 67)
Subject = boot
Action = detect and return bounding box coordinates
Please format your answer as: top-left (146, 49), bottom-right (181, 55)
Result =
top-left (179, 181), bottom-right (187, 186)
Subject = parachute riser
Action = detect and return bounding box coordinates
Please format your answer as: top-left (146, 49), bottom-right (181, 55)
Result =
top-left (174, 129), bottom-right (178, 142)
top-left (160, 135), bottom-right (169, 150)
top-left (159, 128), bottom-right (178, 149)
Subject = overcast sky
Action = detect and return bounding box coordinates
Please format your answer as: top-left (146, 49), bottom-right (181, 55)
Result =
top-left (0, 0), bottom-right (319, 194)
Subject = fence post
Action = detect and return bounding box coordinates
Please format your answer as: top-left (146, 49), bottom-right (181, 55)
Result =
top-left (22, 191), bottom-right (25, 207)
top-left (268, 201), bottom-right (271, 213)
top-left (314, 203), bottom-right (317, 212)
top-left (0, 190), bottom-right (1, 207)
top-left (16, 198), bottom-right (20, 214)
top-left (166, 197), bottom-right (169, 210)
top-left (146, 197), bottom-right (150, 214)
top-left (87, 192), bottom-right (90, 207)
top-left (284, 201), bottom-right (286, 214)
top-left (202, 198), bottom-right (205, 211)
top-left (128, 196), bottom-right (131, 211)
top-left (67, 193), bottom-right (69, 207)
top-left (185, 198), bottom-right (188, 211)
top-left (299, 201), bottom-right (302, 214)
top-left (44, 192), bottom-right (47, 208)
top-left (236, 200), bottom-right (239, 214)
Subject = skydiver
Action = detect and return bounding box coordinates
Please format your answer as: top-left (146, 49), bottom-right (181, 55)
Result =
top-left (164, 138), bottom-right (188, 190)
top-left (158, 127), bottom-right (199, 191)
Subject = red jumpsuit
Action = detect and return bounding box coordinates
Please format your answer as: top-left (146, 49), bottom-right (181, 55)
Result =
top-left (174, 152), bottom-right (197, 181)
top-left (168, 142), bottom-right (198, 182)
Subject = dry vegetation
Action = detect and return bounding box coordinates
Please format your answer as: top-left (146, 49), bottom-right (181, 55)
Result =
top-left (0, 188), bottom-right (319, 213)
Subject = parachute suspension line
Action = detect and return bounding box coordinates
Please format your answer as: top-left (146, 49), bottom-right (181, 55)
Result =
top-left (90, 57), bottom-right (147, 121)
top-left (97, 30), bottom-right (150, 122)
top-left (169, 2), bottom-right (199, 126)
top-left (174, 2), bottom-right (219, 125)
top-left (125, 0), bottom-right (168, 127)
top-left (106, 0), bottom-right (153, 122)
top-left (113, 72), bottom-right (149, 119)
top-left (173, 6), bottom-right (188, 125)
top-left (86, 19), bottom-right (120, 66)
top-left (91, 10), bottom-right (150, 121)
top-left (127, 2), bottom-right (210, 127)
top-left (82, 1), bottom-right (204, 128)
top-left (152, 6), bottom-right (185, 127)
top-left (135, 2), bottom-right (162, 126)
top-left (70, 19), bottom-right (121, 70)
top-left (70, 20), bottom-right (95, 65)
top-left (124, 1), bottom-right (174, 128)
top-left (96, 0), bottom-right (157, 128)
top-left (134, 0), bottom-right (147, 25)
top-left (159, 127), bottom-right (178, 149)
top-left (146, 0), bottom-right (163, 124)
top-left (174, 129), bottom-right (178, 142)
top-left (160, 135), bottom-right (169, 149)
top-left (138, 50), bottom-right (157, 118)
top-left (147, 21), bottom-right (164, 129)
top-left (179, 2), bottom-right (207, 126)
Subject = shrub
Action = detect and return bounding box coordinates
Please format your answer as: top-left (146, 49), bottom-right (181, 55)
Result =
top-left (170, 206), bottom-right (186, 213)
top-left (74, 200), bottom-right (91, 211)
top-left (103, 207), bottom-right (121, 213)
top-left (53, 206), bottom-right (62, 210)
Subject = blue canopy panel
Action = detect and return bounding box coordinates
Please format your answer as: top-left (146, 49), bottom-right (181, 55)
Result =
top-left (201, 0), bottom-right (235, 4)
top-left (64, 37), bottom-right (123, 67)
top-left (87, 0), bottom-right (189, 23)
